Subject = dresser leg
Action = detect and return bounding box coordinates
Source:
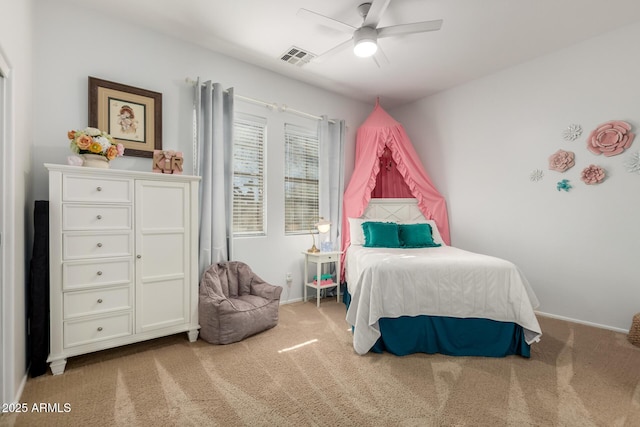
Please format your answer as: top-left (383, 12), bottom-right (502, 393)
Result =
top-left (187, 329), bottom-right (199, 342)
top-left (49, 359), bottom-right (67, 375)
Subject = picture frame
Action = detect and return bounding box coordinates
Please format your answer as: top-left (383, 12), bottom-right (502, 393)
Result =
top-left (88, 77), bottom-right (162, 158)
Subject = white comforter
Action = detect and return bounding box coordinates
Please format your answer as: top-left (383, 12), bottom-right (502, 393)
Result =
top-left (345, 245), bottom-right (542, 355)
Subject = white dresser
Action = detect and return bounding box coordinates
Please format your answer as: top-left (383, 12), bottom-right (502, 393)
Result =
top-left (45, 164), bottom-right (201, 375)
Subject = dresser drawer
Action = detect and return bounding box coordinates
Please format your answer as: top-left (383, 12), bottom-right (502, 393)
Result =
top-left (64, 312), bottom-right (132, 348)
top-left (64, 286), bottom-right (131, 319)
top-left (63, 175), bottom-right (132, 203)
top-left (63, 259), bottom-right (132, 290)
top-left (63, 205), bottom-right (131, 231)
top-left (63, 232), bottom-right (132, 260)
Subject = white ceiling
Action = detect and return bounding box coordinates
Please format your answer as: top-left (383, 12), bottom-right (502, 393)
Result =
top-left (64, 0), bottom-right (640, 108)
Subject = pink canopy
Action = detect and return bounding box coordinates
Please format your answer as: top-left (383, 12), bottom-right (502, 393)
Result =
top-left (341, 101), bottom-right (451, 277)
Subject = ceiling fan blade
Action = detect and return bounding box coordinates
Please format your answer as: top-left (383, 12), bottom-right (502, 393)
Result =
top-left (297, 8), bottom-right (356, 34)
top-left (313, 38), bottom-right (353, 63)
top-left (377, 19), bottom-right (443, 38)
top-left (362, 0), bottom-right (391, 28)
top-left (372, 45), bottom-right (390, 68)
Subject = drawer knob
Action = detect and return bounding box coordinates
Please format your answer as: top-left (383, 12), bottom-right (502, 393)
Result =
top-left (97, 242), bottom-right (103, 248)
top-left (97, 271), bottom-right (103, 276)
top-left (97, 299), bottom-right (103, 304)
top-left (97, 327), bottom-right (103, 332)
top-left (137, 255), bottom-right (142, 259)
top-left (97, 186), bottom-right (102, 192)
top-left (96, 215), bottom-right (102, 220)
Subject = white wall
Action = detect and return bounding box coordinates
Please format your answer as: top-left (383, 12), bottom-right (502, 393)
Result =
top-left (391, 22), bottom-right (640, 332)
top-left (33, 0), bottom-right (370, 304)
top-left (0, 0), bottom-right (33, 404)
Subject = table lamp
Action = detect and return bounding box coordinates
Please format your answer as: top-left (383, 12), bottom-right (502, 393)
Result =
top-left (308, 217), bottom-right (331, 253)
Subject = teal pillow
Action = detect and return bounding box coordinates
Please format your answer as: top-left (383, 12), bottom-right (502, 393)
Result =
top-left (362, 221), bottom-right (401, 248)
top-left (398, 223), bottom-right (441, 248)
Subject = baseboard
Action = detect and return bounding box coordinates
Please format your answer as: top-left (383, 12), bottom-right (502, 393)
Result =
top-left (535, 310), bottom-right (629, 334)
top-left (280, 296), bottom-right (343, 305)
top-left (11, 370), bottom-right (28, 405)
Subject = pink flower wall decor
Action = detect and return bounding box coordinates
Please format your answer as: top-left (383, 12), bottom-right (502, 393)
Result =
top-left (586, 120), bottom-right (635, 157)
top-left (581, 164), bottom-right (606, 184)
top-left (548, 149), bottom-right (575, 172)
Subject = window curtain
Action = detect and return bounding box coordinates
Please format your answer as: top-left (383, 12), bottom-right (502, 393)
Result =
top-left (318, 116), bottom-right (346, 251)
top-left (194, 79), bottom-right (234, 276)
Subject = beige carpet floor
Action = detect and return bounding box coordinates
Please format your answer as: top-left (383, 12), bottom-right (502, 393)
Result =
top-left (3, 300), bottom-right (640, 427)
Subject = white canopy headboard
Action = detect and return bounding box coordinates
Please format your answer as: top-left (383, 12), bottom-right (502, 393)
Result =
top-left (362, 198), bottom-right (426, 222)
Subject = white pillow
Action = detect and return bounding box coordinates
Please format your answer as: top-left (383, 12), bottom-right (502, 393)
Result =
top-left (348, 217), bottom-right (367, 245)
top-left (348, 217), bottom-right (385, 245)
top-left (401, 218), bottom-right (446, 245)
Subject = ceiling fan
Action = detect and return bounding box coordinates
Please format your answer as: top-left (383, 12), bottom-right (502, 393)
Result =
top-left (297, 0), bottom-right (443, 67)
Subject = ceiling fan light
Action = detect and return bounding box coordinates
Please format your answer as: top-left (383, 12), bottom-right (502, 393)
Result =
top-left (353, 26), bottom-right (378, 57)
top-left (354, 40), bottom-right (377, 57)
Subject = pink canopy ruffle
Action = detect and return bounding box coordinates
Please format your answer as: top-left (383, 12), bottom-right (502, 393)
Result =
top-left (341, 101), bottom-right (450, 279)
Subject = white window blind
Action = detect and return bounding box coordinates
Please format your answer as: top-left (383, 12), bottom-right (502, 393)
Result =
top-left (284, 123), bottom-right (319, 234)
top-left (233, 114), bottom-right (266, 236)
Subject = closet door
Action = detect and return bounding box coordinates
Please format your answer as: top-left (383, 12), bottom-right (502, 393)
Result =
top-left (135, 179), bottom-right (190, 333)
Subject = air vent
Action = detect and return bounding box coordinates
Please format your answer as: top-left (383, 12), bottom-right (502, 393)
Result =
top-left (279, 46), bottom-right (315, 67)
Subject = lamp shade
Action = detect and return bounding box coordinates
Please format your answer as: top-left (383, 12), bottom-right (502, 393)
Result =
top-left (353, 26), bottom-right (378, 58)
top-left (315, 218), bottom-right (331, 233)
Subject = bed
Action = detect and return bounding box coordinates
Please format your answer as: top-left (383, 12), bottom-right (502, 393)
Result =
top-left (344, 198), bottom-right (542, 357)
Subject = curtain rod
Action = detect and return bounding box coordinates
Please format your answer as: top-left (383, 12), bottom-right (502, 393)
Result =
top-left (186, 77), bottom-right (334, 124)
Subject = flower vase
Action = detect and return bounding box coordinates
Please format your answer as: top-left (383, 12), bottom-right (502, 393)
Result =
top-left (82, 154), bottom-right (110, 169)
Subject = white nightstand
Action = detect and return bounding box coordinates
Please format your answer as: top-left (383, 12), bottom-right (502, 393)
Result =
top-left (302, 251), bottom-right (342, 308)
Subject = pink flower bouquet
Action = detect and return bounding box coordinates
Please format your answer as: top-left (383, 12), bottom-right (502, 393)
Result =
top-left (68, 127), bottom-right (125, 161)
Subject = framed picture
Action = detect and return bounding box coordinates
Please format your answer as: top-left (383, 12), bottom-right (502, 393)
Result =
top-left (88, 77), bottom-right (162, 158)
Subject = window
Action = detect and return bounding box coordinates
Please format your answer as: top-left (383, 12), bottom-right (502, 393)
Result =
top-left (284, 123), bottom-right (319, 234)
top-left (233, 114), bottom-right (266, 236)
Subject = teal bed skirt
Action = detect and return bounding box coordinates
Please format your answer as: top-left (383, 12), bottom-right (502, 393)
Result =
top-left (344, 287), bottom-right (531, 358)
